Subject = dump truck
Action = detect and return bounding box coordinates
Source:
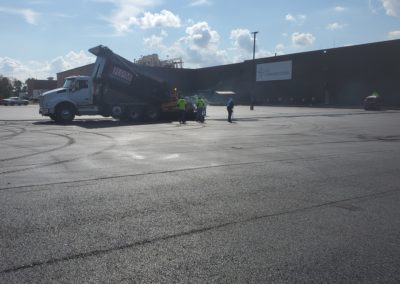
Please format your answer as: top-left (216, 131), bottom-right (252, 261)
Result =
top-left (39, 45), bottom-right (195, 123)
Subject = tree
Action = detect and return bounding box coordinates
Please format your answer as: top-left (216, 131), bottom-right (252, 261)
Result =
top-left (12, 79), bottom-right (23, 96)
top-left (0, 76), bottom-right (13, 99)
top-left (25, 78), bottom-right (35, 96)
top-left (25, 78), bottom-right (35, 85)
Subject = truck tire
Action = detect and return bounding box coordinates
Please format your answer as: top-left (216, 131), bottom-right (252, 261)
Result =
top-left (56, 104), bottom-right (75, 123)
top-left (145, 107), bottom-right (160, 121)
top-left (49, 114), bottom-right (57, 121)
top-left (127, 107), bottom-right (143, 122)
top-left (111, 105), bottom-right (123, 119)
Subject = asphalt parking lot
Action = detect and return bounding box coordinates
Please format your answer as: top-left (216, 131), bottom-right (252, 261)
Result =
top-left (1, 104), bottom-right (400, 283)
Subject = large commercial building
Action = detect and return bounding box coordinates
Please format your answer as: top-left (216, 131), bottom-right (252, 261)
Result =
top-left (57, 39), bottom-right (400, 107)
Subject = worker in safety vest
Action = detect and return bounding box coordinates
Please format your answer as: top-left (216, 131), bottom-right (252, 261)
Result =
top-left (177, 96), bottom-right (187, 124)
top-left (371, 91), bottom-right (380, 98)
top-left (196, 97), bottom-right (206, 122)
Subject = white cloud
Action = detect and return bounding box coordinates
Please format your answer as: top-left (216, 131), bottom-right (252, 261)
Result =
top-left (229, 29), bottom-right (274, 61)
top-left (48, 51), bottom-right (95, 75)
top-left (189, 0), bottom-right (212, 6)
top-left (101, 0), bottom-right (160, 34)
top-left (380, 0), bottom-right (400, 17)
top-left (185, 21), bottom-right (220, 48)
top-left (0, 7), bottom-right (39, 25)
top-left (292, 32), bottom-right (316, 47)
top-left (276, 43), bottom-right (285, 50)
top-left (285, 13), bottom-right (307, 25)
top-left (0, 51), bottom-right (95, 81)
top-left (103, 1), bottom-right (181, 33)
top-left (140, 10), bottom-right (181, 29)
top-left (143, 35), bottom-right (166, 48)
top-left (230, 29), bottom-right (253, 53)
top-left (388, 30), bottom-right (400, 39)
top-left (334, 6), bottom-right (347, 12)
top-left (145, 23), bottom-right (274, 67)
top-left (164, 22), bottom-right (228, 67)
top-left (285, 14), bottom-right (295, 21)
top-left (327, 22), bottom-right (347, 31)
top-left (0, 58), bottom-right (31, 80)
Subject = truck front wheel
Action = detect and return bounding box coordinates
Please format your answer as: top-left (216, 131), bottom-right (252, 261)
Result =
top-left (56, 104), bottom-right (75, 123)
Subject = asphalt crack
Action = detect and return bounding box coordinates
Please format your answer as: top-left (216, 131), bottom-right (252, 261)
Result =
top-left (1, 187), bottom-right (399, 275)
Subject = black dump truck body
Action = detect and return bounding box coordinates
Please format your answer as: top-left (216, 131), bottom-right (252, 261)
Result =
top-left (89, 45), bottom-right (176, 120)
top-left (39, 46), bottom-right (195, 123)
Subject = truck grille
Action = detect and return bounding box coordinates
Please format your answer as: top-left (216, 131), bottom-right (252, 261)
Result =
top-left (38, 95), bottom-right (44, 106)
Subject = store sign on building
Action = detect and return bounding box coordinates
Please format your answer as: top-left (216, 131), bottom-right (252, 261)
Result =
top-left (256, 61), bottom-right (292, 81)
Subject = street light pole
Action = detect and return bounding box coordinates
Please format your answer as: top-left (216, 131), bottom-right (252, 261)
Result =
top-left (251, 31), bottom-right (259, 60)
top-left (250, 31), bottom-right (259, 110)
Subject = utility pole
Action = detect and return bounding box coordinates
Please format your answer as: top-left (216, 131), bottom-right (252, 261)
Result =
top-left (251, 31), bottom-right (259, 60)
top-left (250, 31), bottom-right (259, 110)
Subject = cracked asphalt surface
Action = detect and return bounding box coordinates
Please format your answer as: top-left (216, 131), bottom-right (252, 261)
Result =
top-left (1, 105), bottom-right (400, 283)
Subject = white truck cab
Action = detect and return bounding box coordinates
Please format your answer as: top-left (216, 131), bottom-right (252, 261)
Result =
top-left (39, 76), bottom-right (99, 122)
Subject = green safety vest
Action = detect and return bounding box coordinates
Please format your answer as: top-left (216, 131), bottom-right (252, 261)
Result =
top-left (197, 99), bottom-right (205, 108)
top-left (177, 99), bottom-right (186, 110)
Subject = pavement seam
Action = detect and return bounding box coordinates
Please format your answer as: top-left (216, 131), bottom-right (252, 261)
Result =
top-left (1, 144), bottom-right (396, 192)
top-left (1, 187), bottom-right (399, 275)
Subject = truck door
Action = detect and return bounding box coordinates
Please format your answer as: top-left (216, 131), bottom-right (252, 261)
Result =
top-left (71, 79), bottom-right (92, 106)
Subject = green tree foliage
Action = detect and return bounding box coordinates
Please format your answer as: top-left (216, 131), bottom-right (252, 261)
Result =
top-left (0, 76), bottom-right (13, 99)
top-left (25, 78), bottom-right (35, 93)
top-left (0, 76), bottom-right (29, 99)
top-left (13, 79), bottom-right (23, 95)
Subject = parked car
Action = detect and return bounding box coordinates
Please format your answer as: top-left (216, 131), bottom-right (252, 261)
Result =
top-left (364, 95), bottom-right (381, 110)
top-left (1, 97), bottom-right (29, 106)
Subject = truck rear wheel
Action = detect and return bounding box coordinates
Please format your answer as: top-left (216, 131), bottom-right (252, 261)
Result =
top-left (145, 107), bottom-right (160, 121)
top-left (56, 104), bottom-right (75, 123)
top-left (127, 107), bottom-right (143, 122)
top-left (111, 105), bottom-right (123, 119)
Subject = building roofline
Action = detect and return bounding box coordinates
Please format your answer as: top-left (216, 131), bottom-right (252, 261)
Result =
top-left (244, 38), bottom-right (400, 63)
top-left (56, 63), bottom-right (95, 76)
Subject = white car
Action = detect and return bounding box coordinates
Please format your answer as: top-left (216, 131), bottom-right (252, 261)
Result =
top-left (1, 97), bottom-right (29, 106)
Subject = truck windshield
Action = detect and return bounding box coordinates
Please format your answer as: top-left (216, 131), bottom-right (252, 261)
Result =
top-left (63, 79), bottom-right (75, 89)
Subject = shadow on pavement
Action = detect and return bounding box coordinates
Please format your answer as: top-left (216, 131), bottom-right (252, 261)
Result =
top-left (32, 119), bottom-right (176, 129)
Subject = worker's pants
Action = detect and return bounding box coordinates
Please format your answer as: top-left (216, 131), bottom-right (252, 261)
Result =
top-left (179, 110), bottom-right (186, 123)
top-left (227, 107), bottom-right (233, 122)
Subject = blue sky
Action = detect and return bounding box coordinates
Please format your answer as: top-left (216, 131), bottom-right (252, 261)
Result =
top-left (0, 0), bottom-right (399, 81)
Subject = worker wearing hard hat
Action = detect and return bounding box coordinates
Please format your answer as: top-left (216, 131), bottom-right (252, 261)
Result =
top-left (177, 96), bottom-right (187, 124)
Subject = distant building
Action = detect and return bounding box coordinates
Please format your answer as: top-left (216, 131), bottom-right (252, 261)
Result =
top-left (56, 39), bottom-right (400, 107)
top-left (135, 54), bottom-right (183, 68)
top-left (26, 79), bottom-right (57, 101)
top-left (135, 54), bottom-right (160, 67)
top-left (57, 63), bottom-right (95, 87)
